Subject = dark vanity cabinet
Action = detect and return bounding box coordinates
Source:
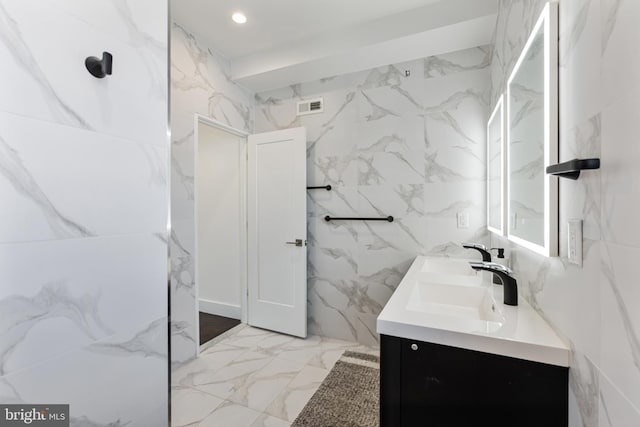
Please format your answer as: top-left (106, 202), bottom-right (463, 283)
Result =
top-left (380, 335), bottom-right (568, 427)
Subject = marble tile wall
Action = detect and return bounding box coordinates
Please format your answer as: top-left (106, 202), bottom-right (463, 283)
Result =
top-left (490, 0), bottom-right (640, 425)
top-left (170, 22), bottom-right (255, 364)
top-left (254, 46), bottom-right (491, 347)
top-left (0, 0), bottom-right (169, 424)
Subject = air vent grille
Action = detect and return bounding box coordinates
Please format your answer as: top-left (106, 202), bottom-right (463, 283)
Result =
top-left (297, 97), bottom-right (324, 116)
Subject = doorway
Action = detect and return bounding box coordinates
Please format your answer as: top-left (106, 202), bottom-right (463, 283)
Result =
top-left (194, 116), bottom-right (308, 349)
top-left (195, 116), bottom-right (248, 346)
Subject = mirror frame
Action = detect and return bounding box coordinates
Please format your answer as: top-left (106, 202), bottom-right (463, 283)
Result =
top-left (487, 95), bottom-right (505, 236)
top-left (506, 1), bottom-right (558, 257)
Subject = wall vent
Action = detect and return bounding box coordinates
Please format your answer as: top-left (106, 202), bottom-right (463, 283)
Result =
top-left (296, 97), bottom-right (324, 116)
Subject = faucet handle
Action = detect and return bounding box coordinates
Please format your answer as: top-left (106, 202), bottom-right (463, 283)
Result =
top-left (462, 242), bottom-right (487, 251)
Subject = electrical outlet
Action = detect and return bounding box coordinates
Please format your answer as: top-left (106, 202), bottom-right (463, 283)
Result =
top-left (457, 212), bottom-right (470, 229)
top-left (568, 219), bottom-right (583, 266)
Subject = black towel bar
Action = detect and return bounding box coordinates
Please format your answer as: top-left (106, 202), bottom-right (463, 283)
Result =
top-left (324, 216), bottom-right (394, 222)
top-left (307, 185), bottom-right (332, 191)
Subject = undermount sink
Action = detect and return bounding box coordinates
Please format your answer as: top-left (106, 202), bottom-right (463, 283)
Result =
top-left (406, 281), bottom-right (504, 332)
top-left (418, 257), bottom-right (483, 286)
top-left (420, 257), bottom-right (477, 275)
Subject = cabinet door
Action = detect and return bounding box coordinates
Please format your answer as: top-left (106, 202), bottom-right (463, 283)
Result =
top-left (400, 340), bottom-right (567, 427)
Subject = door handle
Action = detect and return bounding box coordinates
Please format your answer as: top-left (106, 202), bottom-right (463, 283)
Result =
top-left (285, 239), bottom-right (304, 247)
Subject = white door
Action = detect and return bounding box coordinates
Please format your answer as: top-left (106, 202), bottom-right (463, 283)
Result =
top-left (247, 127), bottom-right (307, 338)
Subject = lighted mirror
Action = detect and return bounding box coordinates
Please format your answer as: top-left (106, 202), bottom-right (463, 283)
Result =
top-left (487, 96), bottom-right (504, 235)
top-left (507, 2), bottom-right (558, 256)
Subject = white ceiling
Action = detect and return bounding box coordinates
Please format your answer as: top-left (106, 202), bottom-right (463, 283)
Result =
top-left (171, 0), bottom-right (498, 92)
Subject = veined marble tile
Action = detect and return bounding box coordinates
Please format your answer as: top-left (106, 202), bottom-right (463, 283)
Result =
top-left (254, 84), bottom-right (300, 123)
top-left (354, 60), bottom-right (423, 90)
top-left (171, 387), bottom-right (224, 427)
top-left (306, 338), bottom-right (362, 370)
top-left (356, 218), bottom-right (421, 275)
top-left (306, 185), bottom-right (360, 220)
top-left (198, 400), bottom-right (261, 427)
top-left (251, 413), bottom-right (291, 427)
top-left (0, 0), bottom-right (167, 147)
top-left (216, 327), bottom-right (278, 352)
top-left (599, 369), bottom-right (640, 427)
top-left (0, 233), bottom-right (167, 376)
top-left (308, 153), bottom-right (359, 188)
top-left (357, 143), bottom-right (424, 185)
top-left (308, 279), bottom-right (358, 343)
top-left (601, 0), bottom-right (640, 107)
top-left (300, 73), bottom-right (355, 97)
top-left (0, 111), bottom-right (168, 243)
top-left (534, 241), bottom-right (601, 365)
top-left (308, 246), bottom-right (358, 281)
top-left (569, 351), bottom-right (600, 427)
top-left (172, 344), bottom-right (247, 387)
top-left (357, 83), bottom-right (422, 124)
top-left (307, 216), bottom-right (359, 250)
top-left (228, 356), bottom-right (307, 412)
top-left (265, 365), bottom-right (329, 422)
top-left (358, 184), bottom-right (424, 219)
top-left (46, 0), bottom-right (167, 48)
top-left (559, 115), bottom-right (601, 241)
top-left (423, 182), bottom-right (487, 256)
top-left (0, 317), bottom-right (168, 426)
top-left (599, 241), bottom-right (640, 410)
top-left (178, 349), bottom-right (272, 400)
top-left (171, 23), bottom-right (253, 133)
top-left (424, 45), bottom-right (491, 78)
top-left (601, 87), bottom-right (640, 247)
top-left (303, 89), bottom-right (358, 158)
top-left (558, 0), bottom-right (602, 133)
top-left (169, 218), bottom-right (197, 365)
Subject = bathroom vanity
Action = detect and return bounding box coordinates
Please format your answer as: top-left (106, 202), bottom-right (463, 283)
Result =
top-left (377, 256), bottom-right (569, 427)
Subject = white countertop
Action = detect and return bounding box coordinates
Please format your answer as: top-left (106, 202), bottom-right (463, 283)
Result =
top-left (376, 256), bottom-right (570, 367)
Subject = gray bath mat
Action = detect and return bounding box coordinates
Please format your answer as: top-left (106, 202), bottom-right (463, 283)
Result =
top-left (291, 351), bottom-right (380, 427)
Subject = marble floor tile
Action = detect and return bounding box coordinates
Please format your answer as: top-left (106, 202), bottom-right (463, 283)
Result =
top-left (199, 400), bottom-right (261, 427)
top-left (181, 350), bottom-right (273, 400)
top-left (228, 356), bottom-right (308, 412)
top-left (171, 326), bottom-right (378, 427)
top-left (264, 365), bottom-right (330, 422)
top-left (251, 413), bottom-right (291, 427)
top-left (171, 388), bottom-right (224, 427)
top-left (172, 344), bottom-right (247, 386)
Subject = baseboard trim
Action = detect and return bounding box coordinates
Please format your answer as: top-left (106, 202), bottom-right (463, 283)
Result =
top-left (199, 299), bottom-right (241, 320)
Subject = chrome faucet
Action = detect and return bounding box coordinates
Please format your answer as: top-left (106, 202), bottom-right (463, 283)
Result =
top-left (469, 261), bottom-right (518, 306)
top-left (462, 243), bottom-right (491, 262)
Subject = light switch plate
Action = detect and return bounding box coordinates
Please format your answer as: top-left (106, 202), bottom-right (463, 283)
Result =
top-left (457, 212), bottom-right (469, 229)
top-left (568, 219), bottom-right (583, 266)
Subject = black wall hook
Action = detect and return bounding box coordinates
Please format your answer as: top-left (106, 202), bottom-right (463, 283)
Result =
top-left (85, 51), bottom-right (113, 78)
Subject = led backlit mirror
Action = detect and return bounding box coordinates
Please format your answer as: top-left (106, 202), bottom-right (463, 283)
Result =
top-left (487, 96), bottom-right (504, 235)
top-left (507, 2), bottom-right (558, 256)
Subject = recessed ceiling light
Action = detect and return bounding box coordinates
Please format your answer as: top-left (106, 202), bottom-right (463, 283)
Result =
top-left (232, 12), bottom-right (247, 24)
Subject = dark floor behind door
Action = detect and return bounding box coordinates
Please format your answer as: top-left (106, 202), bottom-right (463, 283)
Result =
top-left (199, 312), bottom-right (241, 345)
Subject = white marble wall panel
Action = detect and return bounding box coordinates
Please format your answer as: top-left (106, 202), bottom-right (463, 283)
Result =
top-left (0, 0), bottom-right (169, 423)
top-left (255, 47), bottom-right (490, 346)
top-left (0, 234), bottom-right (167, 375)
top-left (0, 0), bottom-right (168, 148)
top-left (47, 0), bottom-right (167, 46)
top-left (0, 112), bottom-right (168, 243)
top-left (490, 0), bottom-right (640, 425)
top-left (1, 317), bottom-right (168, 426)
top-left (170, 22), bottom-right (255, 365)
